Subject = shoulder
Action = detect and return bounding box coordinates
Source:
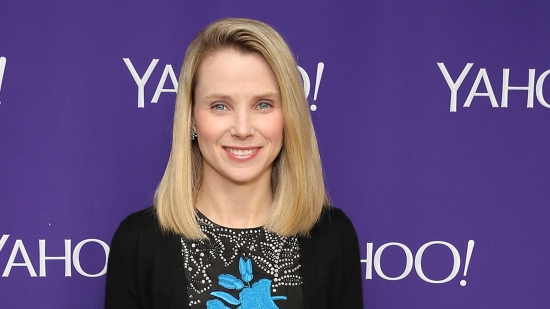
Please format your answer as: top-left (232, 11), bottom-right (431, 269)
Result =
top-left (107, 206), bottom-right (182, 281)
top-left (120, 206), bottom-right (158, 227)
top-left (116, 206), bottom-right (160, 234)
top-left (301, 206), bottom-right (359, 251)
top-left (311, 206), bottom-right (357, 237)
top-left (318, 206), bottom-right (353, 225)
top-left (109, 206), bottom-right (175, 256)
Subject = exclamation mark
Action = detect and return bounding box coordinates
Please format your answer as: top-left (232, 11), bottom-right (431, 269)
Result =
top-left (460, 240), bottom-right (475, 286)
top-left (310, 62), bottom-right (324, 111)
top-left (0, 57), bottom-right (6, 105)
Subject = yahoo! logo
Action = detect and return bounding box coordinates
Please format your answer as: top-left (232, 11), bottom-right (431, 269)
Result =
top-left (123, 58), bottom-right (324, 111)
top-left (362, 240), bottom-right (475, 286)
top-left (297, 62), bottom-right (324, 111)
top-left (124, 58), bottom-right (178, 109)
top-left (0, 235), bottom-right (109, 278)
top-left (438, 62), bottom-right (550, 112)
top-left (0, 56), bottom-right (6, 105)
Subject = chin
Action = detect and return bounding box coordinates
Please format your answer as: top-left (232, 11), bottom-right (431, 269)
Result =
top-left (224, 170), bottom-right (269, 185)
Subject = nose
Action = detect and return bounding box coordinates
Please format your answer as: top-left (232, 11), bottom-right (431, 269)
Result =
top-left (230, 109), bottom-right (254, 139)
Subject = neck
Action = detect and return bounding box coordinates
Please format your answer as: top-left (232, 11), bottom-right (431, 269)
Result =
top-left (195, 170), bottom-right (273, 229)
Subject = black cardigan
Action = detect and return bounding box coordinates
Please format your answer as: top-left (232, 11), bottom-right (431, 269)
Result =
top-left (104, 207), bottom-right (363, 309)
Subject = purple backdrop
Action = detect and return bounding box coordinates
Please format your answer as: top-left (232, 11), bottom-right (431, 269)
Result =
top-left (1, 1), bottom-right (550, 308)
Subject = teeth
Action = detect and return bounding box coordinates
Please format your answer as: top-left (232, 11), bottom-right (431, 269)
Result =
top-left (228, 148), bottom-right (254, 156)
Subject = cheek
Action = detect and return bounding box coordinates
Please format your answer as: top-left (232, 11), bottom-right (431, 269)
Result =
top-left (194, 114), bottom-right (220, 150)
top-left (194, 110), bottom-right (221, 138)
top-left (196, 125), bottom-right (221, 149)
top-left (267, 115), bottom-right (285, 146)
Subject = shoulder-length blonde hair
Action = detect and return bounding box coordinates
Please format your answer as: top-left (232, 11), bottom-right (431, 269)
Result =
top-left (154, 18), bottom-right (328, 239)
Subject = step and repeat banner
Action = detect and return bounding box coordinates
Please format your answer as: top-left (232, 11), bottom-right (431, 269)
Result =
top-left (1, 1), bottom-right (549, 308)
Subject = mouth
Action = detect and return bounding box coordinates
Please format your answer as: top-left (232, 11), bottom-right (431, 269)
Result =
top-left (224, 147), bottom-right (260, 159)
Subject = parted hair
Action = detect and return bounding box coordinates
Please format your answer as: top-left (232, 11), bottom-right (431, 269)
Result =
top-left (154, 18), bottom-right (328, 239)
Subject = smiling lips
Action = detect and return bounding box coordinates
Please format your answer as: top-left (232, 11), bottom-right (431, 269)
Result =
top-left (224, 147), bottom-right (260, 159)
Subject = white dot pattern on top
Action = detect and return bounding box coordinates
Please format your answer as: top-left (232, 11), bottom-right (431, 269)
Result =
top-left (181, 212), bottom-right (303, 308)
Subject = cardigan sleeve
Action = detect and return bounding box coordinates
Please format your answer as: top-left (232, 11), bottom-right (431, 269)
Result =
top-left (300, 207), bottom-right (364, 309)
top-left (104, 208), bottom-right (188, 309)
top-left (104, 211), bottom-right (148, 309)
top-left (335, 209), bottom-right (364, 308)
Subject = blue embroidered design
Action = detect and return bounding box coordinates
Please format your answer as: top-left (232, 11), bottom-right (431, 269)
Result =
top-left (207, 257), bottom-right (287, 309)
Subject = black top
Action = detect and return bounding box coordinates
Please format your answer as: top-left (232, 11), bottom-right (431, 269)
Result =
top-left (104, 206), bottom-right (363, 309)
top-left (182, 212), bottom-right (303, 308)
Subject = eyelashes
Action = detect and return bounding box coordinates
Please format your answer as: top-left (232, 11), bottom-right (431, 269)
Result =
top-left (209, 101), bottom-right (275, 112)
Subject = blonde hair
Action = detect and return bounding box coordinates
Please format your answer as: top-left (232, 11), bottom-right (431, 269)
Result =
top-left (154, 18), bottom-right (328, 239)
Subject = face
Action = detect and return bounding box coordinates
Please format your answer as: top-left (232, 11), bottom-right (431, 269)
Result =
top-left (192, 49), bottom-right (284, 187)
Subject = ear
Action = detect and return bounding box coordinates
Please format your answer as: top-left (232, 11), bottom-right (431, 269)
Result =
top-left (190, 105), bottom-right (197, 131)
top-left (191, 116), bottom-right (196, 132)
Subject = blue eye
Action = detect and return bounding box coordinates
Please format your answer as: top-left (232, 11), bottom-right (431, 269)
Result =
top-left (213, 104), bottom-right (226, 111)
top-left (258, 102), bottom-right (270, 110)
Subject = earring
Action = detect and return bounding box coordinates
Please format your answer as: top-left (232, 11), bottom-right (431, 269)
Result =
top-left (191, 129), bottom-right (198, 141)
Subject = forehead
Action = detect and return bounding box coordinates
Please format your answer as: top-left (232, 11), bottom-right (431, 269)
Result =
top-left (194, 49), bottom-right (279, 94)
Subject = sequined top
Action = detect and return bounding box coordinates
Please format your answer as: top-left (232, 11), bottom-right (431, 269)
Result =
top-left (181, 212), bottom-right (304, 308)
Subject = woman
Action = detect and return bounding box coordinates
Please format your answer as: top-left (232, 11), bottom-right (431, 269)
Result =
top-left (105, 18), bottom-right (363, 309)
